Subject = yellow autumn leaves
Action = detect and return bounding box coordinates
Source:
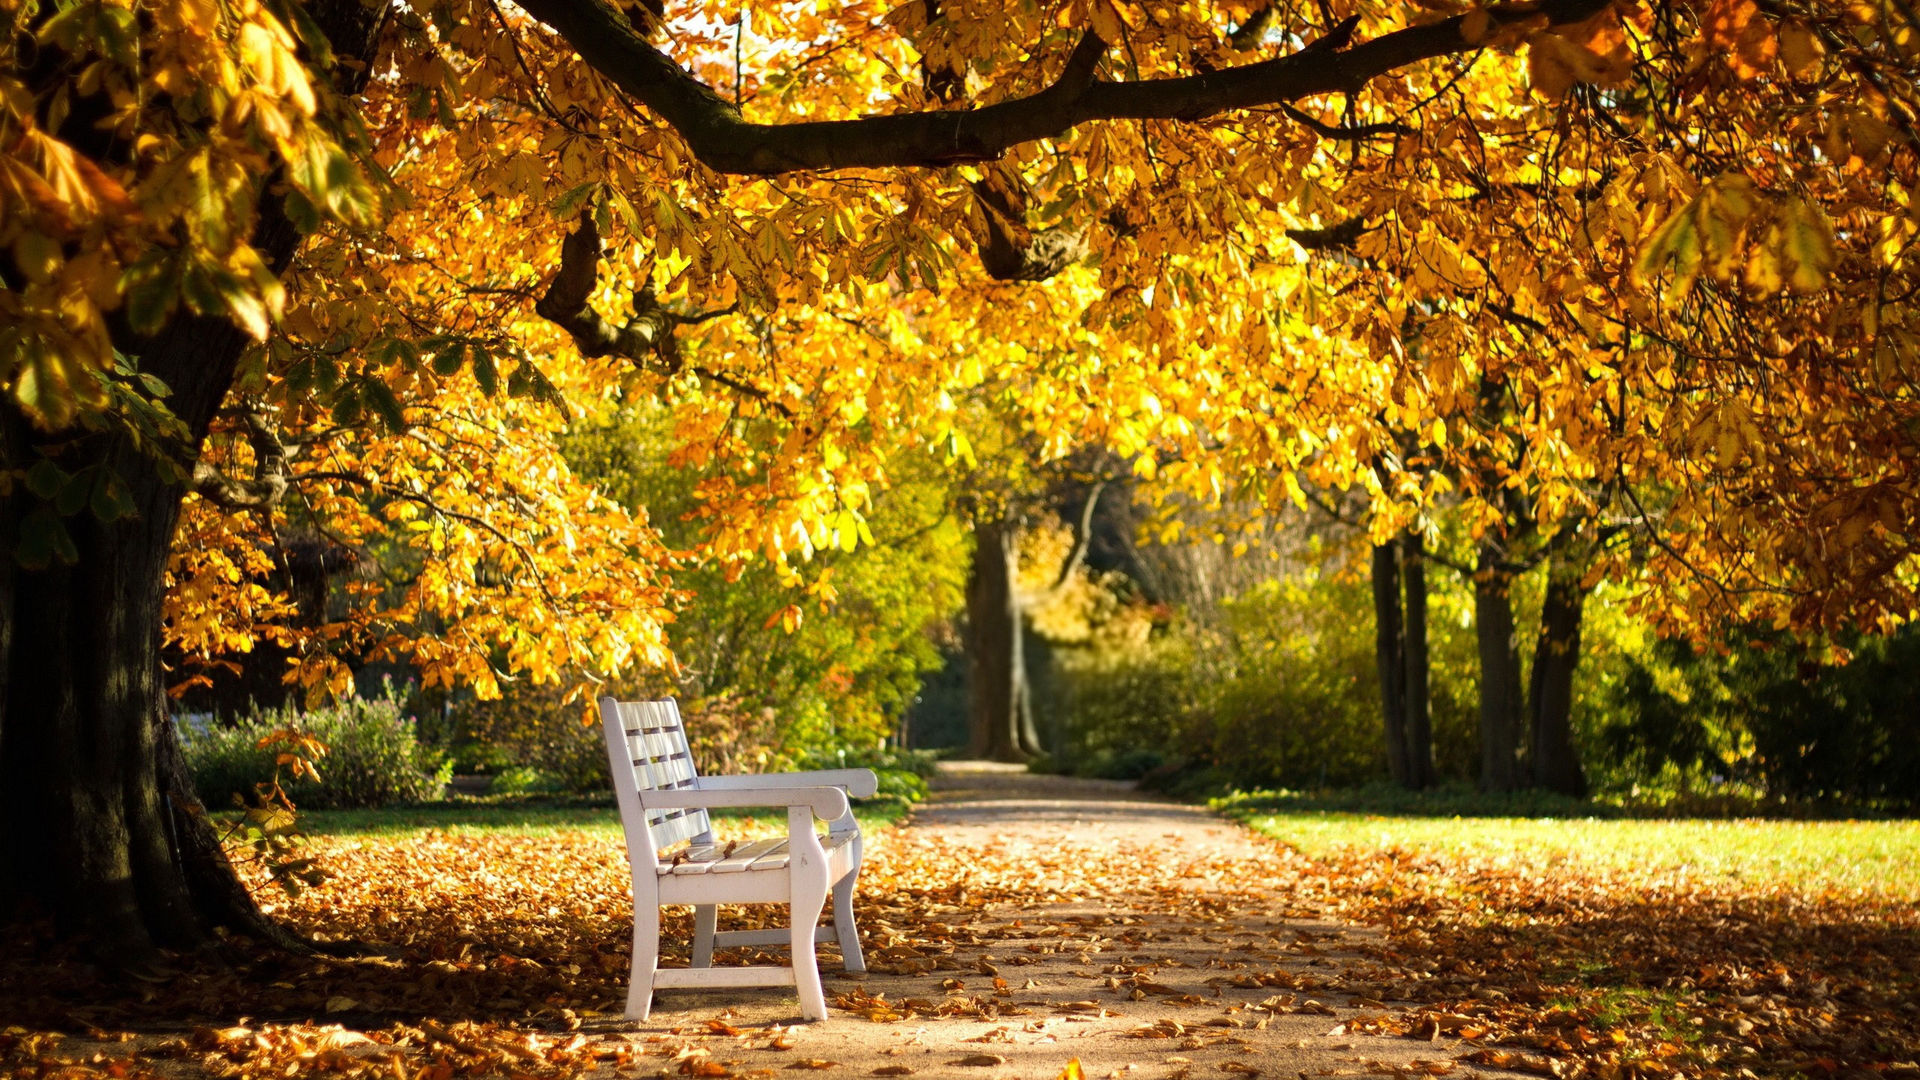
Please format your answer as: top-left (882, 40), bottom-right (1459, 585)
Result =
top-left (1633, 172), bottom-right (1837, 300)
top-left (2, 0), bottom-right (372, 428)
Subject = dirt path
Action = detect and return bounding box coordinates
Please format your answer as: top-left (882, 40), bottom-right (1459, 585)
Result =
top-left (624, 762), bottom-right (1505, 1079)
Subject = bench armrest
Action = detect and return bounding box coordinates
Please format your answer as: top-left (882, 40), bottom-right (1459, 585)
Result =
top-left (698, 768), bottom-right (880, 799)
top-left (639, 784), bottom-right (851, 822)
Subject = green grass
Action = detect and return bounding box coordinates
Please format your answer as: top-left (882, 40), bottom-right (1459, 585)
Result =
top-left (1220, 790), bottom-right (1920, 900)
top-left (230, 795), bottom-right (914, 840)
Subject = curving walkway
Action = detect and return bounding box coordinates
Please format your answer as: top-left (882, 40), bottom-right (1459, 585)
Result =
top-left (619, 762), bottom-right (1533, 1078)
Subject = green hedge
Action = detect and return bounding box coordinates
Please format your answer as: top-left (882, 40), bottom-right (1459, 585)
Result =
top-left (181, 687), bottom-right (451, 809)
top-left (1051, 571), bottom-right (1482, 792)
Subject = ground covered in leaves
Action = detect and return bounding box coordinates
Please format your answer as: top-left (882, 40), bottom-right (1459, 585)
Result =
top-left (3, 766), bottom-right (1917, 1080)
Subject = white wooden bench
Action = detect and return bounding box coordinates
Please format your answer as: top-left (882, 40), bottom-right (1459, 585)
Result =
top-left (599, 697), bottom-right (876, 1022)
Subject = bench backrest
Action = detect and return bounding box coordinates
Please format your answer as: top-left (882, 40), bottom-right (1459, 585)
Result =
top-left (600, 698), bottom-right (712, 863)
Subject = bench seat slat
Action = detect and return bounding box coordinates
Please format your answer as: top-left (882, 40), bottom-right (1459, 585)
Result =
top-left (660, 832), bottom-right (859, 876)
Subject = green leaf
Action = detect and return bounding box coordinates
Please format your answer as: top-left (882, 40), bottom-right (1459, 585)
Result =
top-left (472, 347), bottom-right (499, 397)
top-left (431, 340), bottom-right (467, 377)
top-left (179, 263), bottom-right (225, 321)
top-left (283, 187), bottom-right (321, 234)
top-left (245, 805), bottom-right (299, 835)
top-left (360, 377), bottom-right (407, 432)
top-left (91, 469), bottom-right (137, 522)
top-left (370, 336), bottom-right (420, 369)
top-left (330, 385), bottom-right (363, 427)
top-left (120, 252), bottom-right (183, 335)
top-left (55, 469), bottom-right (92, 516)
top-left (553, 181), bottom-right (597, 219)
top-left (25, 458), bottom-right (68, 500)
top-left (286, 356), bottom-right (315, 395)
top-left (14, 506), bottom-right (78, 570)
top-left (526, 363), bottom-right (568, 411)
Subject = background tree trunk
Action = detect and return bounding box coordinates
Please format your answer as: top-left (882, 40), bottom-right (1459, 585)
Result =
top-left (1401, 532), bottom-right (1434, 789)
top-left (1475, 547), bottom-right (1525, 793)
top-left (1371, 541), bottom-right (1409, 786)
top-left (1373, 533), bottom-right (1436, 790)
top-left (1529, 538), bottom-right (1591, 797)
top-left (965, 517), bottom-right (1039, 761)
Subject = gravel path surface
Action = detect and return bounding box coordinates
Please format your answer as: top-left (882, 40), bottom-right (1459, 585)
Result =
top-left (622, 763), bottom-right (1519, 1080)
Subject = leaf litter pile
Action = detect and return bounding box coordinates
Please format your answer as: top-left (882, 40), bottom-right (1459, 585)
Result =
top-left (3, 803), bottom-right (1917, 1080)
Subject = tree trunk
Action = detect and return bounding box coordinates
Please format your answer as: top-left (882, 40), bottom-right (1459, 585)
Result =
top-left (965, 517), bottom-right (1038, 762)
top-left (1370, 541), bottom-right (1409, 786)
top-left (0, 413), bottom-right (17, 917)
top-left (1, 317), bottom-right (279, 959)
top-left (1401, 532), bottom-right (1434, 790)
top-left (1474, 546), bottom-right (1524, 793)
top-left (0, 0), bottom-right (383, 958)
top-left (1529, 537), bottom-right (1591, 797)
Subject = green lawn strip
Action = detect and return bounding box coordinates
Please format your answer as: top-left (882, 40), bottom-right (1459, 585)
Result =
top-left (223, 795), bottom-right (913, 841)
top-left (1219, 796), bottom-right (1920, 901)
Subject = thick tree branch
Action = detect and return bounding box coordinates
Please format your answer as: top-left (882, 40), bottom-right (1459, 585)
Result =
top-left (511, 0), bottom-right (1611, 174)
top-left (191, 408), bottom-right (292, 510)
top-left (970, 164), bottom-right (1089, 281)
top-left (1229, 5), bottom-right (1276, 51)
top-left (1049, 479), bottom-right (1106, 591)
top-left (534, 213), bottom-right (786, 411)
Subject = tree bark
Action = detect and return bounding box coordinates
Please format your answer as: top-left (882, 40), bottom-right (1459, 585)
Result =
top-left (1371, 541), bottom-right (1409, 786)
top-left (1401, 532), bottom-right (1434, 790)
top-left (0, 0), bottom-right (383, 958)
top-left (1474, 545), bottom-right (1524, 793)
top-left (1528, 537), bottom-right (1591, 797)
top-left (964, 517), bottom-right (1039, 762)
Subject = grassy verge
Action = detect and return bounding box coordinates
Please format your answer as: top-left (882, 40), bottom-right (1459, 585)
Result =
top-left (1218, 786), bottom-right (1920, 900)
top-left (225, 794), bottom-right (915, 841)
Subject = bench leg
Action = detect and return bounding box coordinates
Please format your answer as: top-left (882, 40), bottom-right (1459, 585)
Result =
top-left (691, 904), bottom-right (717, 968)
top-left (790, 872), bottom-right (830, 1021)
top-left (832, 874), bottom-right (864, 973)
top-left (627, 900), bottom-right (660, 1021)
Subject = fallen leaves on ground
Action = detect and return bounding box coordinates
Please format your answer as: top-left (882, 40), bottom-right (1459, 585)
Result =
top-left (1, 807), bottom-right (1916, 1080)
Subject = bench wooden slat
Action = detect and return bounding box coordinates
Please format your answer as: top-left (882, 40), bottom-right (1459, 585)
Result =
top-left (649, 810), bottom-right (708, 850)
top-left (666, 837), bottom-right (786, 874)
top-left (661, 832), bottom-right (861, 876)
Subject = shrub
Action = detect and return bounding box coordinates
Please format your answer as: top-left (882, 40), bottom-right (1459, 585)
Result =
top-left (181, 686), bottom-right (451, 809)
top-left (1053, 632), bottom-right (1206, 777)
top-left (793, 745), bottom-right (939, 804)
top-left (449, 683), bottom-right (617, 794)
top-left (1601, 626), bottom-right (1920, 808)
top-left (1050, 569), bottom-right (1483, 792)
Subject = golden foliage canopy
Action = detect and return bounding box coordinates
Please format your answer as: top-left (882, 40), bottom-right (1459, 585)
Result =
top-left (8, 0), bottom-right (1920, 698)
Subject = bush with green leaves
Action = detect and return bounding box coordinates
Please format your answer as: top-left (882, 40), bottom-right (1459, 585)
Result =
top-left (181, 686), bottom-right (451, 809)
top-left (793, 744), bottom-right (939, 805)
top-left (1601, 625), bottom-right (1920, 808)
top-left (448, 685), bottom-right (616, 793)
top-left (1051, 569), bottom-right (1485, 791)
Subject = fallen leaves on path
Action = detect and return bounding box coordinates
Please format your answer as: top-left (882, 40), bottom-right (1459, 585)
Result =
top-left (1, 812), bottom-right (1916, 1080)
